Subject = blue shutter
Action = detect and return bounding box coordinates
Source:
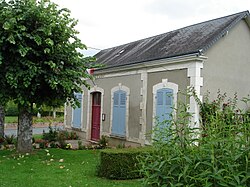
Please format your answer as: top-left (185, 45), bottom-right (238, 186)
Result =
top-left (156, 88), bottom-right (173, 125)
top-left (112, 92), bottom-right (120, 135)
top-left (119, 92), bottom-right (126, 136)
top-left (72, 93), bottom-right (82, 128)
top-left (112, 90), bottom-right (126, 137)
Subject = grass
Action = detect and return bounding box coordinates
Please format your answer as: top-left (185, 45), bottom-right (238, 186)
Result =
top-left (0, 149), bottom-right (142, 187)
top-left (32, 134), bottom-right (43, 140)
top-left (5, 116), bottom-right (64, 124)
top-left (5, 116), bottom-right (18, 124)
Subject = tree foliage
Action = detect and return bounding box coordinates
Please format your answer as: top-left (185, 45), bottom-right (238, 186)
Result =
top-left (0, 0), bottom-right (93, 152)
top-left (0, 0), bottom-right (92, 109)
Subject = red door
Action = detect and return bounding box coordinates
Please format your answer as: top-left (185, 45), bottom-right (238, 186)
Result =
top-left (91, 92), bottom-right (101, 141)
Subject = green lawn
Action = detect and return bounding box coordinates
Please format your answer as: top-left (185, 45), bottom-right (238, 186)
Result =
top-left (5, 116), bottom-right (18, 124)
top-left (0, 149), bottom-right (142, 187)
top-left (5, 116), bottom-right (64, 124)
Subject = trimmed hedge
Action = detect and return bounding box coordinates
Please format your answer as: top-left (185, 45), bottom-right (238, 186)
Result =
top-left (96, 147), bottom-right (153, 180)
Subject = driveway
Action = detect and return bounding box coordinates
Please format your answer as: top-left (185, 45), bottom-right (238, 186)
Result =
top-left (4, 122), bottom-right (64, 136)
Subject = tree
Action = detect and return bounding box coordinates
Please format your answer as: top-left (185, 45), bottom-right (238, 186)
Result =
top-left (0, 104), bottom-right (6, 138)
top-left (0, 89), bottom-right (7, 138)
top-left (0, 0), bottom-right (9, 140)
top-left (0, 97), bottom-right (9, 138)
top-left (0, 0), bottom-right (93, 152)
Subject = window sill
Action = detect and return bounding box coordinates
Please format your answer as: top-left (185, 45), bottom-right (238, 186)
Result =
top-left (71, 127), bottom-right (82, 131)
top-left (110, 134), bottom-right (126, 140)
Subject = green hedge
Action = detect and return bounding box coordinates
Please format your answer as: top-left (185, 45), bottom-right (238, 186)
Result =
top-left (96, 147), bottom-right (153, 180)
top-left (5, 101), bottom-right (18, 116)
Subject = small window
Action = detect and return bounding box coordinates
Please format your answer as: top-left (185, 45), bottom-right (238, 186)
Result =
top-left (92, 92), bottom-right (101, 105)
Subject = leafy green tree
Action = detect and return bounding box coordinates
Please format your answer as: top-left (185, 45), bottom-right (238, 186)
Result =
top-left (0, 0), bottom-right (9, 139)
top-left (0, 0), bottom-right (93, 152)
top-left (0, 102), bottom-right (7, 138)
top-left (0, 93), bottom-right (8, 139)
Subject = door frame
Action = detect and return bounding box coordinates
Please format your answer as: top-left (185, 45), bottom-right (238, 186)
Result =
top-left (86, 86), bottom-right (104, 141)
top-left (110, 84), bottom-right (130, 139)
top-left (152, 79), bottom-right (178, 131)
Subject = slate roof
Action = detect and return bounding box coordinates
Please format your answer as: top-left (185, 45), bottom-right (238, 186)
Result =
top-left (95, 11), bottom-right (250, 68)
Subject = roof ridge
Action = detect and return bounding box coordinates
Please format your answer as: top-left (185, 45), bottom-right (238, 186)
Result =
top-left (96, 10), bottom-right (250, 68)
top-left (100, 10), bottom-right (249, 53)
top-left (201, 10), bottom-right (249, 52)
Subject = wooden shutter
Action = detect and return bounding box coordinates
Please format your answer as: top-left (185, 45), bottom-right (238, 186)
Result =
top-left (72, 93), bottom-right (82, 128)
top-left (156, 88), bottom-right (173, 124)
top-left (112, 90), bottom-right (126, 137)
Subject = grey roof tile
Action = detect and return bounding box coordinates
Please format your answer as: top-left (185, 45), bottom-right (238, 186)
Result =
top-left (95, 11), bottom-right (249, 68)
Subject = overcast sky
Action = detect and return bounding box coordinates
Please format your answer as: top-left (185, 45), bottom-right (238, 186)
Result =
top-left (52, 0), bottom-right (250, 56)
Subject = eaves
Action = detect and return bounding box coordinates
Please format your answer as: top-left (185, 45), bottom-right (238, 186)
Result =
top-left (94, 52), bottom-right (207, 75)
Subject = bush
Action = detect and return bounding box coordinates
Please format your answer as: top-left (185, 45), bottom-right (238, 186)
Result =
top-left (78, 141), bottom-right (86, 150)
top-left (42, 126), bottom-right (58, 142)
top-left (0, 136), bottom-right (4, 144)
top-left (139, 91), bottom-right (250, 187)
top-left (4, 135), bottom-right (16, 144)
top-left (56, 130), bottom-right (79, 141)
top-left (34, 139), bottom-right (49, 149)
top-left (97, 147), bottom-right (153, 180)
top-left (98, 135), bottom-right (109, 149)
top-left (41, 128), bottom-right (79, 149)
top-left (5, 101), bottom-right (18, 116)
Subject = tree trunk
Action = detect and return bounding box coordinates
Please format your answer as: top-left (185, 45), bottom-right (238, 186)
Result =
top-left (0, 105), bottom-right (5, 138)
top-left (17, 107), bottom-right (33, 153)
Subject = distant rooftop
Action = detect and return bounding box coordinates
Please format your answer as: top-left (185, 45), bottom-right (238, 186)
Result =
top-left (95, 11), bottom-right (249, 68)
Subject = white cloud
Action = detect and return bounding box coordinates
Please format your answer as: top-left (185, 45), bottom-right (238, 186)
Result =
top-left (52, 0), bottom-right (250, 53)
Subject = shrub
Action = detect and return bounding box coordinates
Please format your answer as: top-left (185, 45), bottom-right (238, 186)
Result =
top-left (56, 130), bottom-right (79, 141)
top-left (139, 91), bottom-right (250, 186)
top-left (65, 143), bottom-right (72, 150)
top-left (116, 143), bottom-right (125, 149)
top-left (41, 128), bottom-right (79, 149)
top-left (0, 136), bottom-right (4, 144)
top-left (69, 131), bottom-right (79, 140)
top-left (42, 125), bottom-right (58, 142)
top-left (78, 141), bottom-right (86, 150)
top-left (35, 139), bottom-right (49, 148)
top-left (49, 142), bottom-right (58, 148)
top-left (98, 135), bottom-right (109, 149)
top-left (57, 131), bottom-right (67, 149)
top-left (5, 101), bottom-right (18, 116)
top-left (4, 134), bottom-right (16, 144)
top-left (97, 147), bottom-right (153, 180)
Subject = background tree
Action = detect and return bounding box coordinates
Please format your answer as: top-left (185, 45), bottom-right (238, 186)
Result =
top-left (0, 98), bottom-right (8, 138)
top-left (0, 0), bottom-right (9, 140)
top-left (0, 0), bottom-right (93, 152)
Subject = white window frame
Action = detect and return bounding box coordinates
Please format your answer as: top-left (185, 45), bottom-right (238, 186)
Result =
top-left (152, 79), bottom-right (178, 130)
